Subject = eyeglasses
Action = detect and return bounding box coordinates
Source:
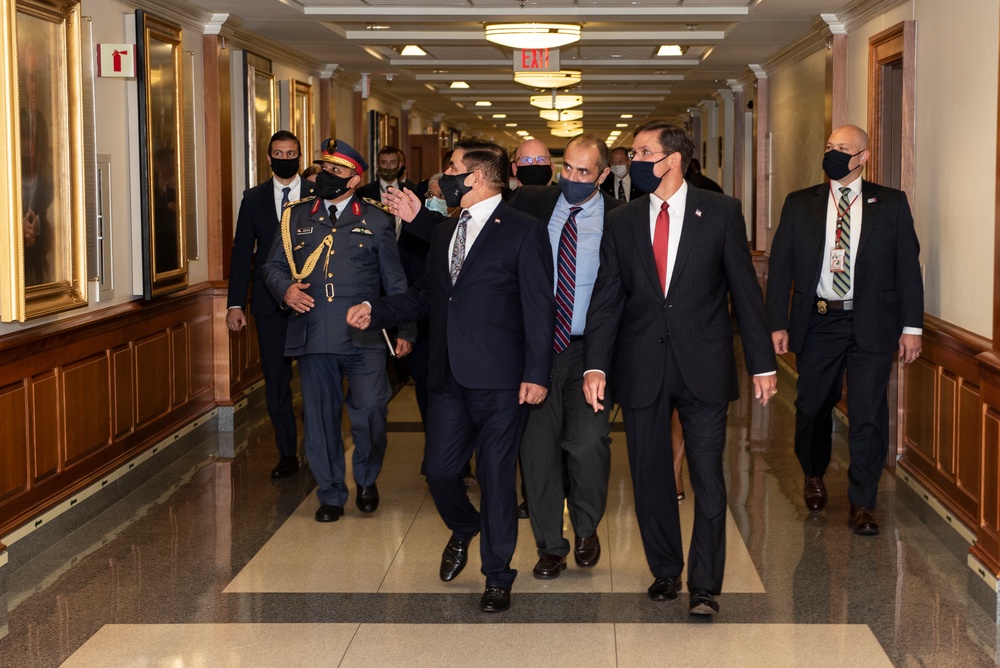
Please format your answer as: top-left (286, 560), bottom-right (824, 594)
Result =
top-left (515, 155), bottom-right (551, 166)
top-left (627, 149), bottom-right (668, 160)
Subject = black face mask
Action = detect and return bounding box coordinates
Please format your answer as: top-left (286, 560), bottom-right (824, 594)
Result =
top-left (270, 157), bottom-right (300, 180)
top-left (822, 149), bottom-right (863, 181)
top-left (314, 171), bottom-right (353, 200)
top-left (630, 155), bottom-right (670, 193)
top-left (378, 167), bottom-right (400, 183)
top-left (517, 164), bottom-right (553, 186)
top-left (438, 172), bottom-right (473, 208)
top-left (558, 176), bottom-right (598, 205)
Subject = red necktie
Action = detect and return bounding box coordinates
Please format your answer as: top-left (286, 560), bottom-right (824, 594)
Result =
top-left (653, 201), bottom-right (670, 293)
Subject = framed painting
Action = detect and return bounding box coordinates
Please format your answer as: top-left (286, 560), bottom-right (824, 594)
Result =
top-left (245, 51), bottom-right (275, 188)
top-left (290, 79), bottom-right (312, 164)
top-left (0, 0), bottom-right (88, 321)
top-left (135, 10), bottom-right (186, 299)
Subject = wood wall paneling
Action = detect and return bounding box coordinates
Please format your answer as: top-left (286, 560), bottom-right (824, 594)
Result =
top-left (190, 314), bottom-right (214, 397)
top-left (903, 358), bottom-right (936, 466)
top-left (938, 372), bottom-right (957, 481)
top-left (170, 325), bottom-right (190, 408)
top-left (135, 333), bottom-right (171, 426)
top-left (0, 382), bottom-right (29, 502)
top-left (62, 354), bottom-right (112, 466)
top-left (31, 372), bottom-right (62, 484)
top-left (112, 344), bottom-right (135, 440)
top-left (958, 383), bottom-right (983, 505)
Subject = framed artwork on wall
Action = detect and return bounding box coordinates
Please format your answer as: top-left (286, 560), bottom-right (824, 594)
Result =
top-left (244, 51), bottom-right (275, 189)
top-left (290, 79), bottom-right (312, 164)
top-left (135, 9), bottom-right (186, 299)
top-left (0, 0), bottom-right (88, 321)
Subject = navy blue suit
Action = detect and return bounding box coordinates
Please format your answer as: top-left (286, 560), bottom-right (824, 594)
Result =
top-left (228, 179), bottom-right (301, 458)
top-left (368, 197), bottom-right (555, 588)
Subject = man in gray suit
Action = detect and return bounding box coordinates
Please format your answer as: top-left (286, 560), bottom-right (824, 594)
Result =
top-left (264, 139), bottom-right (415, 523)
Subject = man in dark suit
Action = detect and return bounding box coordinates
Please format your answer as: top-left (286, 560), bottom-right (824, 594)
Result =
top-left (507, 134), bottom-right (621, 579)
top-left (227, 130), bottom-right (307, 479)
top-left (583, 121), bottom-right (777, 616)
top-left (767, 124), bottom-right (923, 535)
top-left (356, 145), bottom-right (418, 205)
top-left (686, 158), bottom-right (724, 193)
top-left (263, 139), bottom-right (415, 523)
top-left (347, 138), bottom-right (555, 613)
top-left (600, 147), bottom-right (642, 203)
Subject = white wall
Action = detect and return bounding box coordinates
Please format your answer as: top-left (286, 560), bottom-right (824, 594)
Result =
top-left (848, 0), bottom-right (999, 336)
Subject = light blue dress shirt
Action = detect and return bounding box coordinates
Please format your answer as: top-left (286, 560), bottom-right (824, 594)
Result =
top-left (549, 191), bottom-right (604, 336)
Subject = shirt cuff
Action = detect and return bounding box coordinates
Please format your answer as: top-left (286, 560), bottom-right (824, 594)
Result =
top-left (584, 369), bottom-right (606, 379)
top-left (754, 371), bottom-right (777, 377)
top-left (902, 327), bottom-right (922, 336)
top-left (228, 305), bottom-right (244, 310)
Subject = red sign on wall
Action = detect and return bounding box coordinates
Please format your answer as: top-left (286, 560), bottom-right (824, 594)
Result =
top-left (97, 44), bottom-right (136, 78)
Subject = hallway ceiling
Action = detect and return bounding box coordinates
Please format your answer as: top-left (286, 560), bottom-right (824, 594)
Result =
top-left (188, 0), bottom-right (856, 149)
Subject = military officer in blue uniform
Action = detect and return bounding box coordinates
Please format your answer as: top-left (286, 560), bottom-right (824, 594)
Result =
top-left (264, 138), bottom-right (416, 522)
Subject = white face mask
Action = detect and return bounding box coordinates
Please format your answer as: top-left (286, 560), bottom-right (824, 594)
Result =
top-left (610, 164), bottom-right (628, 179)
top-left (508, 177), bottom-right (520, 190)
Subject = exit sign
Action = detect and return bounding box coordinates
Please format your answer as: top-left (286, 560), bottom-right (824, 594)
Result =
top-left (513, 48), bottom-right (560, 73)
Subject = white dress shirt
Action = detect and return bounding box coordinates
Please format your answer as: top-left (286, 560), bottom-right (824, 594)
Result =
top-left (447, 193), bottom-right (503, 264)
top-left (648, 180), bottom-right (688, 296)
top-left (273, 175), bottom-right (302, 220)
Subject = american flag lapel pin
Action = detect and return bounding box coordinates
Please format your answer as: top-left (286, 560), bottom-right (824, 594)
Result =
top-left (867, 197), bottom-right (877, 203)
top-left (695, 209), bottom-right (702, 217)
top-left (494, 217), bottom-right (501, 224)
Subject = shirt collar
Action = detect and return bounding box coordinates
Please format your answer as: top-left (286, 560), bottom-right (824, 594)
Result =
top-left (830, 175), bottom-right (862, 197)
top-left (273, 175), bottom-right (300, 192)
top-left (649, 179), bottom-right (688, 211)
top-left (466, 193), bottom-right (503, 223)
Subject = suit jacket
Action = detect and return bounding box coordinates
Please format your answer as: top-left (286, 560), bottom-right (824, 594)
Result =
top-left (368, 198), bottom-right (555, 391)
top-left (263, 193), bottom-right (415, 356)
top-left (508, 184), bottom-right (623, 229)
top-left (600, 175), bottom-right (643, 203)
top-left (228, 179), bottom-right (304, 318)
top-left (584, 186), bottom-right (775, 407)
top-left (766, 180), bottom-right (923, 354)
top-left (356, 178), bottom-right (419, 204)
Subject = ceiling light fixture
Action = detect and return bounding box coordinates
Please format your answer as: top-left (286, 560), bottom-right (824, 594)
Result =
top-left (366, 23), bottom-right (390, 30)
top-left (485, 23), bottom-right (581, 50)
top-left (492, 113), bottom-right (507, 118)
top-left (656, 45), bottom-right (685, 56)
top-left (505, 122), bottom-right (518, 127)
top-left (620, 114), bottom-right (633, 119)
top-left (450, 81), bottom-right (470, 89)
top-left (529, 93), bottom-right (583, 110)
top-left (616, 123), bottom-right (629, 127)
top-left (400, 45), bottom-right (427, 56)
top-left (539, 109), bottom-right (583, 122)
top-left (551, 127), bottom-right (584, 138)
top-left (475, 101), bottom-right (492, 106)
top-left (609, 130), bottom-right (621, 136)
top-left (513, 70), bottom-right (582, 89)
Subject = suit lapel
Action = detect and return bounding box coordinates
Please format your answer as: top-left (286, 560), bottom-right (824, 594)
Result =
top-left (628, 196), bottom-right (661, 292)
top-left (455, 201), bottom-right (504, 283)
top-left (808, 184), bottom-right (828, 266)
top-left (857, 180), bottom-right (881, 258)
top-left (665, 189), bottom-right (705, 296)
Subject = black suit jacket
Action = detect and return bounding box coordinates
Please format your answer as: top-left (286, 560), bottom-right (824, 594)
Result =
top-left (766, 180), bottom-right (923, 354)
top-left (356, 178), bottom-right (419, 204)
top-left (369, 199), bottom-right (555, 391)
top-left (508, 184), bottom-right (623, 229)
top-left (600, 176), bottom-right (643, 203)
top-left (585, 186), bottom-right (775, 407)
top-left (229, 179), bottom-right (311, 317)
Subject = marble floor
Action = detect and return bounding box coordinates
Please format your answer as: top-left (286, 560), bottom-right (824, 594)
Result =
top-left (1, 362), bottom-right (998, 667)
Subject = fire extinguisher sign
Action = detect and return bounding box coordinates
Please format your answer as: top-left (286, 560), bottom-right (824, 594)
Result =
top-left (97, 44), bottom-right (136, 78)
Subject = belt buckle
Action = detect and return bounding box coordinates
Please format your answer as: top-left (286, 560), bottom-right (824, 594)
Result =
top-left (817, 299), bottom-right (828, 315)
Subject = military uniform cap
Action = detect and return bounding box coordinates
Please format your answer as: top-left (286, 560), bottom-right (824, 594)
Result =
top-left (315, 138), bottom-right (368, 175)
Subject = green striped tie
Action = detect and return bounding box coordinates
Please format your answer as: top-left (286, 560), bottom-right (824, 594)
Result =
top-left (833, 187), bottom-right (851, 297)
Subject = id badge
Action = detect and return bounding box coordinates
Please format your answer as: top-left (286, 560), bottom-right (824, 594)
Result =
top-left (830, 247), bottom-right (846, 273)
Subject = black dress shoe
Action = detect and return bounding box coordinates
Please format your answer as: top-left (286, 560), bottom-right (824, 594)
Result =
top-left (849, 504), bottom-right (879, 535)
top-left (517, 500), bottom-right (530, 519)
top-left (480, 585), bottom-right (511, 612)
top-left (532, 554), bottom-right (567, 579)
top-left (647, 575), bottom-right (682, 601)
top-left (439, 532), bottom-right (478, 581)
top-left (271, 455), bottom-right (299, 479)
top-left (356, 484), bottom-right (379, 513)
top-left (574, 533), bottom-right (601, 568)
top-left (315, 504), bottom-right (344, 522)
top-left (688, 589), bottom-right (719, 615)
top-left (804, 476), bottom-right (828, 512)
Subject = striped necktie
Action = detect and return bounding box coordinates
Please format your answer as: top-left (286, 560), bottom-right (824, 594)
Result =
top-left (617, 180), bottom-right (626, 202)
top-left (450, 209), bottom-right (471, 285)
top-left (554, 206), bottom-right (583, 353)
top-left (833, 187), bottom-right (851, 297)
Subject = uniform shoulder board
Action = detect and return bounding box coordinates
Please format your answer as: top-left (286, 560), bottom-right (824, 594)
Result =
top-left (286, 194), bottom-right (317, 208)
top-left (363, 197), bottom-right (392, 214)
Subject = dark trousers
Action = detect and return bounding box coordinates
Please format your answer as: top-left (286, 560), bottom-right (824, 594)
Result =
top-left (254, 311), bottom-right (297, 457)
top-left (623, 338), bottom-right (729, 595)
top-left (521, 339), bottom-right (611, 557)
top-left (409, 336), bottom-right (430, 424)
top-left (298, 350), bottom-right (391, 507)
top-left (424, 363), bottom-right (528, 589)
top-left (794, 309), bottom-right (894, 508)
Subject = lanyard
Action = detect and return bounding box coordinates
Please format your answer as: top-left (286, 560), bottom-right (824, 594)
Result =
top-left (829, 185), bottom-right (859, 249)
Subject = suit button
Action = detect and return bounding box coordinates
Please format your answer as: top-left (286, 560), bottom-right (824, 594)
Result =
top-left (659, 337), bottom-right (665, 344)
top-left (448, 297), bottom-right (454, 302)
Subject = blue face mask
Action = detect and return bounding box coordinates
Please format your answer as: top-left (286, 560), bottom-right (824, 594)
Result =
top-left (558, 176), bottom-right (598, 205)
top-left (426, 195), bottom-right (449, 215)
top-left (630, 154), bottom-right (671, 193)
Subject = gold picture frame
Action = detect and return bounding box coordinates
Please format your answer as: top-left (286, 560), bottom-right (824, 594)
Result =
top-left (136, 10), bottom-right (186, 299)
top-left (291, 79), bottom-right (312, 164)
top-left (245, 51), bottom-right (276, 188)
top-left (0, 0), bottom-right (87, 321)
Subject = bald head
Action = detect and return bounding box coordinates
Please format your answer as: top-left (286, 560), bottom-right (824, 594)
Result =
top-left (825, 124), bottom-right (870, 183)
top-left (515, 139), bottom-right (551, 164)
top-left (513, 138), bottom-right (553, 186)
top-left (827, 124), bottom-right (869, 152)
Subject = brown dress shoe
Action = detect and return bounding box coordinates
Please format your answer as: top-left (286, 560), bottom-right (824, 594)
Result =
top-left (804, 476), bottom-right (828, 512)
top-left (849, 504), bottom-right (879, 535)
top-left (574, 533), bottom-right (601, 568)
top-left (532, 554), bottom-right (567, 579)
